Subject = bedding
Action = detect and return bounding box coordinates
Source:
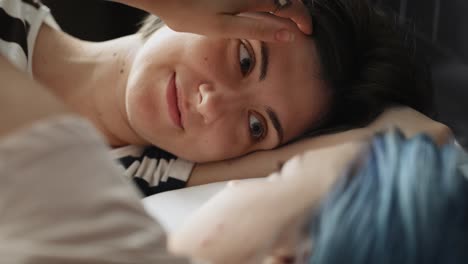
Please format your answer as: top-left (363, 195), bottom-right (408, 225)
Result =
top-left (142, 181), bottom-right (229, 233)
top-left (143, 178), bottom-right (268, 232)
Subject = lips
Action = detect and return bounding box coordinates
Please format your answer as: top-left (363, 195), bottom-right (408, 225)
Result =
top-left (166, 72), bottom-right (183, 129)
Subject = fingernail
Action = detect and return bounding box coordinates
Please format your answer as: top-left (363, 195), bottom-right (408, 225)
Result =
top-left (299, 23), bottom-right (313, 35)
top-left (275, 29), bottom-right (295, 42)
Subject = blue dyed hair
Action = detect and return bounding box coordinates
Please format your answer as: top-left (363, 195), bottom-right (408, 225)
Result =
top-left (309, 131), bottom-right (468, 264)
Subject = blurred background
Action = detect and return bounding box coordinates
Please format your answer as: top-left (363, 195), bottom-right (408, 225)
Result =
top-left (43, 0), bottom-right (467, 148)
top-left (370, 0), bottom-right (468, 148)
top-left (42, 0), bottom-right (146, 41)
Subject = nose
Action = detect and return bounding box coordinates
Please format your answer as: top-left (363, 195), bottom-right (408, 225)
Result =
top-left (196, 83), bottom-right (241, 124)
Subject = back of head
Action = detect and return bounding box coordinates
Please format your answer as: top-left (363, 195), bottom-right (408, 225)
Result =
top-left (305, 0), bottom-right (434, 135)
top-left (309, 131), bottom-right (468, 263)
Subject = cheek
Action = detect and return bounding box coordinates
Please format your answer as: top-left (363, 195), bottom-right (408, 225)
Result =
top-left (126, 67), bottom-right (166, 138)
top-left (185, 39), bottom-right (236, 80)
top-left (190, 122), bottom-right (249, 161)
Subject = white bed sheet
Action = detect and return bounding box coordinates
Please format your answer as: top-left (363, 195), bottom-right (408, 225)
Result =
top-left (142, 181), bottom-right (228, 233)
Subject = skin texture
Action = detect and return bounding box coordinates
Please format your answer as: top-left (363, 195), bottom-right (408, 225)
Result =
top-left (115, 0), bottom-right (313, 42)
top-left (169, 141), bottom-right (368, 264)
top-left (30, 0), bottom-right (322, 164)
top-left (126, 20), bottom-right (329, 162)
top-left (33, 12), bottom-right (328, 163)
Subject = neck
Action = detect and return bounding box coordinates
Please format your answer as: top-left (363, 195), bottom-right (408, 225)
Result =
top-left (33, 25), bottom-right (147, 147)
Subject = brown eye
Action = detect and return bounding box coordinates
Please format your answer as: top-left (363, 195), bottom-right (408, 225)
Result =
top-left (239, 41), bottom-right (254, 76)
top-left (248, 112), bottom-right (266, 141)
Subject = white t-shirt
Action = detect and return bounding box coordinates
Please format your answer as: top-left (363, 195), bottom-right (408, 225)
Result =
top-left (0, 0), bottom-right (195, 196)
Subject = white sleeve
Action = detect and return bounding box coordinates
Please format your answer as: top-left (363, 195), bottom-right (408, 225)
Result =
top-left (0, 115), bottom-right (189, 264)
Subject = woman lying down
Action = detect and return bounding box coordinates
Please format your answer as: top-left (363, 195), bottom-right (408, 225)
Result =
top-left (169, 130), bottom-right (468, 264)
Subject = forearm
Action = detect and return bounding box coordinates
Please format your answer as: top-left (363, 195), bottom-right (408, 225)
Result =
top-left (187, 127), bottom-right (371, 186)
top-left (188, 107), bottom-right (452, 187)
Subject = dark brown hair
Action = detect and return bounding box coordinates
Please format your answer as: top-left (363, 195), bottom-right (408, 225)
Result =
top-left (304, 0), bottom-right (433, 136)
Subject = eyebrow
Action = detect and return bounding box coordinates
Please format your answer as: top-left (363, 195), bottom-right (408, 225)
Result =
top-left (258, 42), bottom-right (283, 146)
top-left (259, 41), bottom-right (269, 81)
top-left (266, 106), bottom-right (284, 146)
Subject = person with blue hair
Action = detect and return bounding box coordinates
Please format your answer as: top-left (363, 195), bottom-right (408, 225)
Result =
top-left (310, 131), bottom-right (468, 264)
top-left (0, 0), bottom-right (454, 262)
top-left (170, 130), bottom-right (468, 264)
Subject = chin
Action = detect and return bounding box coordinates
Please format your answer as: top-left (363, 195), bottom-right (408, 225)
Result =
top-left (177, 152), bottom-right (210, 163)
top-left (159, 142), bottom-right (238, 163)
top-left (173, 150), bottom-right (220, 163)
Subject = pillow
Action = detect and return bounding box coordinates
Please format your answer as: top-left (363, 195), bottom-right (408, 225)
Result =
top-left (143, 181), bottom-right (228, 233)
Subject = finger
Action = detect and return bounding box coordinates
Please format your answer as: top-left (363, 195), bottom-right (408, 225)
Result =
top-left (273, 0), bottom-right (313, 34)
top-left (207, 15), bottom-right (296, 43)
top-left (233, 0), bottom-right (312, 34)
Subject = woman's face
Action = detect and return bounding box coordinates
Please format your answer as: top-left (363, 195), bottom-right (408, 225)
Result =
top-left (169, 141), bottom-right (366, 263)
top-left (126, 17), bottom-right (329, 162)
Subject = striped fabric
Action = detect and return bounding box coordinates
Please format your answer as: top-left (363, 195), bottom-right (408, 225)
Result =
top-left (110, 145), bottom-right (194, 197)
top-left (1, 0), bottom-right (195, 197)
top-left (0, 0), bottom-right (58, 75)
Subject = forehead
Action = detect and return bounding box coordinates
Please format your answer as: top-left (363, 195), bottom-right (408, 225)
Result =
top-left (258, 35), bottom-right (329, 143)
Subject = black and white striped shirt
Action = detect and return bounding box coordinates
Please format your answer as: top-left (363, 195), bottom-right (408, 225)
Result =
top-left (111, 145), bottom-right (194, 197)
top-left (0, 0), bottom-right (59, 75)
top-left (1, 0), bottom-right (195, 196)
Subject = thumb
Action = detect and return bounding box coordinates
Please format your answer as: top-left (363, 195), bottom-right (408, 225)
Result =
top-left (212, 15), bottom-right (296, 43)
